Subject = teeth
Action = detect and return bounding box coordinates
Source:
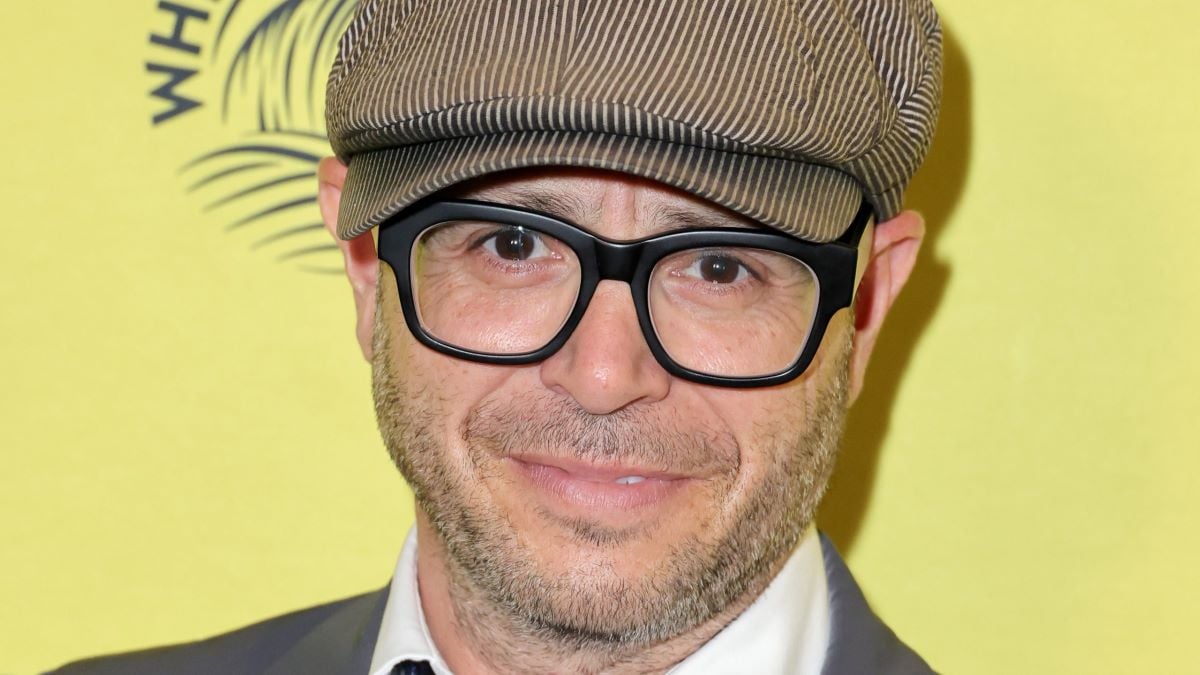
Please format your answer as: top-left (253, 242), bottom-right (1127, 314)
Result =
top-left (615, 476), bottom-right (646, 485)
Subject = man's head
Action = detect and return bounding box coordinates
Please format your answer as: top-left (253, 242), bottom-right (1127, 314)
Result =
top-left (319, 0), bottom-right (940, 664)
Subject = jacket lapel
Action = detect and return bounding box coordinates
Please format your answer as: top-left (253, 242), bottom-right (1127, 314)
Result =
top-left (818, 534), bottom-right (934, 674)
top-left (260, 538), bottom-right (931, 675)
top-left (263, 584), bottom-right (390, 675)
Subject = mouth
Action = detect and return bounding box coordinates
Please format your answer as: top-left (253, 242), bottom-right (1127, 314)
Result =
top-left (505, 454), bottom-right (694, 513)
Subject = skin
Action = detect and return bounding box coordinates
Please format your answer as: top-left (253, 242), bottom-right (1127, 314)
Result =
top-left (318, 159), bottom-right (924, 674)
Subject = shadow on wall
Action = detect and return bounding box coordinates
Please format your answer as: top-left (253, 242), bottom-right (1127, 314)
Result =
top-left (818, 25), bottom-right (972, 554)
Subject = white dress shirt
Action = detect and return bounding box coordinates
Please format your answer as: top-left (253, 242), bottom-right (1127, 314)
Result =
top-left (369, 525), bottom-right (829, 675)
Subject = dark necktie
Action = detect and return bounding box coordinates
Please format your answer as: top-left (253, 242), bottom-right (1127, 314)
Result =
top-left (392, 660), bottom-right (435, 675)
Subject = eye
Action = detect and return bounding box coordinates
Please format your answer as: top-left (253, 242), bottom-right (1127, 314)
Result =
top-left (479, 227), bottom-right (550, 261)
top-left (683, 253), bottom-right (753, 284)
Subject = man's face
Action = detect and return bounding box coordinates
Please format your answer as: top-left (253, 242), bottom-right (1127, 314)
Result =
top-left (372, 169), bottom-right (854, 647)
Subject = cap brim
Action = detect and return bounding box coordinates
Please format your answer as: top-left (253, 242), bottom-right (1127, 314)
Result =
top-left (337, 131), bottom-right (864, 242)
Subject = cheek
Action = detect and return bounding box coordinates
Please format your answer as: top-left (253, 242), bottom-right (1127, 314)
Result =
top-left (399, 334), bottom-right (535, 441)
top-left (697, 326), bottom-right (849, 496)
top-left (716, 387), bottom-right (810, 481)
top-left (378, 268), bottom-right (544, 457)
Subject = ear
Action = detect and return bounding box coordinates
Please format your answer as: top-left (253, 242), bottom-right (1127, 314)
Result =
top-left (847, 209), bottom-right (925, 405)
top-left (318, 156), bottom-right (378, 362)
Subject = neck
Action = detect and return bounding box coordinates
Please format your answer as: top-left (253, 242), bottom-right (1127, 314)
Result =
top-left (413, 512), bottom-right (784, 674)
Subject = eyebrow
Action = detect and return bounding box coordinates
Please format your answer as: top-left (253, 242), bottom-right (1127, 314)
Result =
top-left (643, 203), bottom-right (757, 232)
top-left (489, 188), bottom-right (598, 225)
top-left (484, 187), bottom-right (757, 235)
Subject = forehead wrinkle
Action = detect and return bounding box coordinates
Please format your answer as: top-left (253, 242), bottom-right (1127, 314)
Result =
top-left (467, 185), bottom-right (601, 227)
top-left (453, 175), bottom-right (762, 238)
top-left (637, 201), bottom-right (760, 236)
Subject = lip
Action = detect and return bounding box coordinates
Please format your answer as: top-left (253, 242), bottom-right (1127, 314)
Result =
top-left (510, 453), bottom-right (686, 482)
top-left (506, 455), bottom-right (692, 512)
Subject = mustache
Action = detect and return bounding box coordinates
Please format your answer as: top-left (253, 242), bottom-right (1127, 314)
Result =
top-left (462, 392), bottom-right (739, 474)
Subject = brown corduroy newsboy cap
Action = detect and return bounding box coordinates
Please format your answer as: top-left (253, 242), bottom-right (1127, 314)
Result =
top-left (326, 0), bottom-right (942, 243)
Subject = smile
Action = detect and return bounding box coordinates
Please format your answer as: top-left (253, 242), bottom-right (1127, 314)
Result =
top-left (505, 454), bottom-right (693, 512)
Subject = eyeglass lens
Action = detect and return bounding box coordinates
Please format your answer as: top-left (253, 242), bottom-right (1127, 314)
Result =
top-left (410, 220), bottom-right (819, 378)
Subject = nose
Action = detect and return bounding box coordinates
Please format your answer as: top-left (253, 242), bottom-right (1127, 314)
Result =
top-left (539, 280), bottom-right (672, 414)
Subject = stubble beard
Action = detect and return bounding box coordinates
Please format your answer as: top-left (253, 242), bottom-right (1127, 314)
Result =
top-left (372, 312), bottom-right (852, 661)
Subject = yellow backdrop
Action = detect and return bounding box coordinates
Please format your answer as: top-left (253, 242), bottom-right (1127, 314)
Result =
top-left (2, 2), bottom-right (1197, 673)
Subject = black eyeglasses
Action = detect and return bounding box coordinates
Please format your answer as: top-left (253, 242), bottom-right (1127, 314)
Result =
top-left (377, 198), bottom-right (872, 387)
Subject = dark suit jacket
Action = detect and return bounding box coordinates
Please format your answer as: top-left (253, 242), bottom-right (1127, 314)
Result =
top-left (48, 534), bottom-right (933, 674)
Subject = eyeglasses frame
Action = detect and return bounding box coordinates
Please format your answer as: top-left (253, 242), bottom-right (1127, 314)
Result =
top-left (376, 197), bottom-right (873, 388)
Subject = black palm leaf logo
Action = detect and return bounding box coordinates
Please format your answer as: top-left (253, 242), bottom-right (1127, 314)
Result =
top-left (180, 0), bottom-right (357, 274)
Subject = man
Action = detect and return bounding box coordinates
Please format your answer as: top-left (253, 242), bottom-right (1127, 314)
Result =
top-left (53, 0), bottom-right (941, 673)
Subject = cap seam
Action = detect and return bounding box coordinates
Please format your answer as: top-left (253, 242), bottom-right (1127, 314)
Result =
top-left (332, 93), bottom-right (860, 166)
top-left (340, 131), bottom-right (866, 242)
top-left (348, 126), bottom-right (866, 199)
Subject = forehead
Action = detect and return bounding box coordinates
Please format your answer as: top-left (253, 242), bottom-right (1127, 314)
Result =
top-left (446, 167), bottom-right (763, 239)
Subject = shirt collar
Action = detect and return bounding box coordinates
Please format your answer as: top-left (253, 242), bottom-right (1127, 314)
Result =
top-left (368, 528), bottom-right (449, 675)
top-left (667, 524), bottom-right (829, 674)
top-left (369, 525), bottom-right (828, 675)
